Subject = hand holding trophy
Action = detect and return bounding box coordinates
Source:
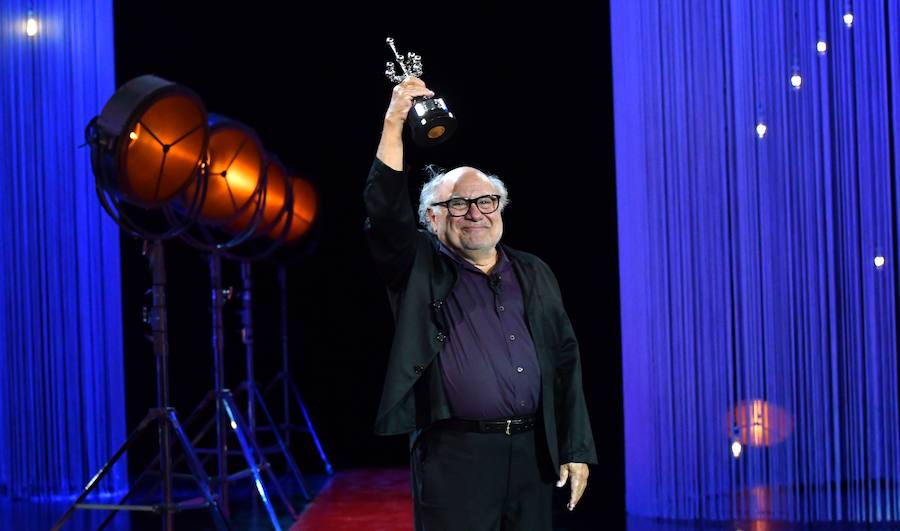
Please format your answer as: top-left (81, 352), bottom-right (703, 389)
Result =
top-left (384, 37), bottom-right (457, 147)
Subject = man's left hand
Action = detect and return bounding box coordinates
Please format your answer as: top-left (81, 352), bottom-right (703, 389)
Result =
top-left (556, 462), bottom-right (589, 511)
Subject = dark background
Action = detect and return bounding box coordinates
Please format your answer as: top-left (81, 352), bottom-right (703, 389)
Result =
top-left (113, 1), bottom-right (622, 525)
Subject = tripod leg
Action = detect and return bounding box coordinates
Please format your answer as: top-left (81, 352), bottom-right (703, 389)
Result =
top-left (97, 389), bottom-right (221, 529)
top-left (225, 392), bottom-right (298, 518)
top-left (168, 410), bottom-right (231, 531)
top-left (289, 379), bottom-right (334, 475)
top-left (262, 372), bottom-right (282, 396)
top-left (180, 390), bottom-right (218, 430)
top-left (220, 393), bottom-right (285, 529)
top-left (95, 409), bottom-right (227, 531)
top-left (51, 412), bottom-right (157, 531)
top-left (252, 385), bottom-right (311, 500)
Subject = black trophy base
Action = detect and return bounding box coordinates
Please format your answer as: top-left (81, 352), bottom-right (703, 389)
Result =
top-left (407, 96), bottom-right (457, 147)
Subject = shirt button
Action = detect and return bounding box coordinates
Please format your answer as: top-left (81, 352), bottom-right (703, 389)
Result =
top-left (520, 401), bottom-right (526, 406)
top-left (498, 305), bottom-right (505, 312)
top-left (509, 334), bottom-right (516, 341)
top-left (516, 366), bottom-right (524, 373)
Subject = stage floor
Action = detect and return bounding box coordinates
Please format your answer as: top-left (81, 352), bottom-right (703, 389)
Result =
top-left (5, 469), bottom-right (898, 530)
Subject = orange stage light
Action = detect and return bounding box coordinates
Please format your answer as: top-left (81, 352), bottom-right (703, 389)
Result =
top-left (269, 177), bottom-right (318, 242)
top-left (184, 119), bottom-right (264, 224)
top-left (96, 76), bottom-right (209, 208)
top-left (230, 157), bottom-right (287, 236)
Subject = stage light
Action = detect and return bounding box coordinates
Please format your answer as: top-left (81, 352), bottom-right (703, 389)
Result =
top-left (756, 123), bottom-right (767, 139)
top-left (817, 41), bottom-right (827, 54)
top-left (57, 76), bottom-right (229, 530)
top-left (93, 75), bottom-right (209, 209)
top-left (790, 73), bottom-right (802, 89)
top-left (230, 156), bottom-right (289, 237)
top-left (269, 177), bottom-right (318, 242)
top-left (843, 13), bottom-right (854, 28)
top-left (183, 116), bottom-right (265, 225)
top-left (24, 14), bottom-right (38, 37)
top-left (875, 256), bottom-right (886, 268)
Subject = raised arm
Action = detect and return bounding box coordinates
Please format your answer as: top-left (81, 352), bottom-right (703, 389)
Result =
top-left (376, 77), bottom-right (433, 170)
top-left (364, 77), bottom-right (434, 290)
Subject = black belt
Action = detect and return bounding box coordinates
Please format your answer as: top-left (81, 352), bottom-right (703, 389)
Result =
top-left (440, 414), bottom-right (536, 436)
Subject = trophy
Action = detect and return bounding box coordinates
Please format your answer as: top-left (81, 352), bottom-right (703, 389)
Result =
top-left (385, 37), bottom-right (457, 147)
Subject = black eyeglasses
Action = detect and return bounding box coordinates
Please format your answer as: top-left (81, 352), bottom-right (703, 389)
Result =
top-left (430, 194), bottom-right (501, 217)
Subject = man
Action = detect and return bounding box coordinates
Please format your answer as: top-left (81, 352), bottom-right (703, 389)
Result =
top-left (364, 76), bottom-right (597, 530)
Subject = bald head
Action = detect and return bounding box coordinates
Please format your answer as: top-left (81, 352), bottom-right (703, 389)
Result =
top-left (434, 166), bottom-right (491, 199)
top-left (418, 165), bottom-right (509, 265)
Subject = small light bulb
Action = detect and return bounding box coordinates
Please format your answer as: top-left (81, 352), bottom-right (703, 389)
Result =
top-left (790, 73), bottom-right (802, 89)
top-left (25, 16), bottom-right (38, 37)
top-left (843, 13), bottom-right (854, 28)
top-left (817, 41), bottom-right (827, 54)
top-left (129, 131), bottom-right (138, 140)
top-left (874, 256), bottom-right (886, 268)
top-left (731, 439), bottom-right (743, 459)
top-left (756, 123), bottom-right (767, 139)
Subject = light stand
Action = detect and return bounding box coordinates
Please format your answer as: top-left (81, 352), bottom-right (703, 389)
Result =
top-left (53, 75), bottom-right (228, 531)
top-left (261, 265), bottom-right (333, 475)
top-left (53, 242), bottom-right (228, 531)
top-left (122, 137), bottom-right (302, 529)
top-left (228, 171), bottom-right (333, 479)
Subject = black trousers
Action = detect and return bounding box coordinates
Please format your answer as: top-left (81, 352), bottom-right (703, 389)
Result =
top-left (411, 421), bottom-right (555, 531)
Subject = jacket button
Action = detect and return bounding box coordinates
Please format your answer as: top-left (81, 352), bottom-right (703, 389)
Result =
top-left (432, 299), bottom-right (444, 309)
top-left (435, 332), bottom-right (447, 343)
top-left (414, 365), bottom-right (425, 375)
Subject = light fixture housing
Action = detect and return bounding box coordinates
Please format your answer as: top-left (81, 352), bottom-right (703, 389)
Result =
top-left (270, 176), bottom-right (318, 243)
top-left (93, 75), bottom-right (209, 209)
top-left (185, 114), bottom-right (265, 226)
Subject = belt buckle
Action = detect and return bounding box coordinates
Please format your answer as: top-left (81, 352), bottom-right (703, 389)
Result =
top-left (505, 419), bottom-right (511, 436)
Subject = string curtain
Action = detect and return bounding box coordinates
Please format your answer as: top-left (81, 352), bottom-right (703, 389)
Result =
top-left (613, 0), bottom-right (900, 522)
top-left (0, 0), bottom-right (127, 498)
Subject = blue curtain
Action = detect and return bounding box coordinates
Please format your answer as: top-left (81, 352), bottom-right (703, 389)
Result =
top-left (0, 1), bottom-right (126, 498)
top-left (613, 0), bottom-right (900, 523)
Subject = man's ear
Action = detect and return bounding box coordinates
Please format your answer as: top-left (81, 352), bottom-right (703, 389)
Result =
top-left (427, 207), bottom-right (439, 231)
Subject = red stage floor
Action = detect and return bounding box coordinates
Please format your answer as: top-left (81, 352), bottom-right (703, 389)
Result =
top-left (291, 468), bottom-right (413, 531)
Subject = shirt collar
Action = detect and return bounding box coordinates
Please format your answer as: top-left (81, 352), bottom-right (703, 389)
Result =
top-left (438, 239), bottom-right (509, 275)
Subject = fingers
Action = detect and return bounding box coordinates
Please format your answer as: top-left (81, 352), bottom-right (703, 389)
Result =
top-left (567, 472), bottom-right (585, 511)
top-left (398, 76), bottom-right (427, 89)
top-left (556, 465), bottom-right (569, 488)
top-left (385, 77), bottom-right (434, 126)
top-left (392, 82), bottom-right (434, 101)
top-left (558, 463), bottom-right (589, 511)
top-left (392, 88), bottom-right (434, 103)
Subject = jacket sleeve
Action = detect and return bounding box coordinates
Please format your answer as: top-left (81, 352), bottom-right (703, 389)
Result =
top-left (547, 266), bottom-right (599, 466)
top-left (363, 158), bottom-right (418, 291)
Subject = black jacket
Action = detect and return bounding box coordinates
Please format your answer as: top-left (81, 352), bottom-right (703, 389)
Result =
top-left (363, 158), bottom-right (597, 473)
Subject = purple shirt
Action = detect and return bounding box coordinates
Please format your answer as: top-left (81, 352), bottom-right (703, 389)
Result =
top-left (436, 243), bottom-right (542, 419)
